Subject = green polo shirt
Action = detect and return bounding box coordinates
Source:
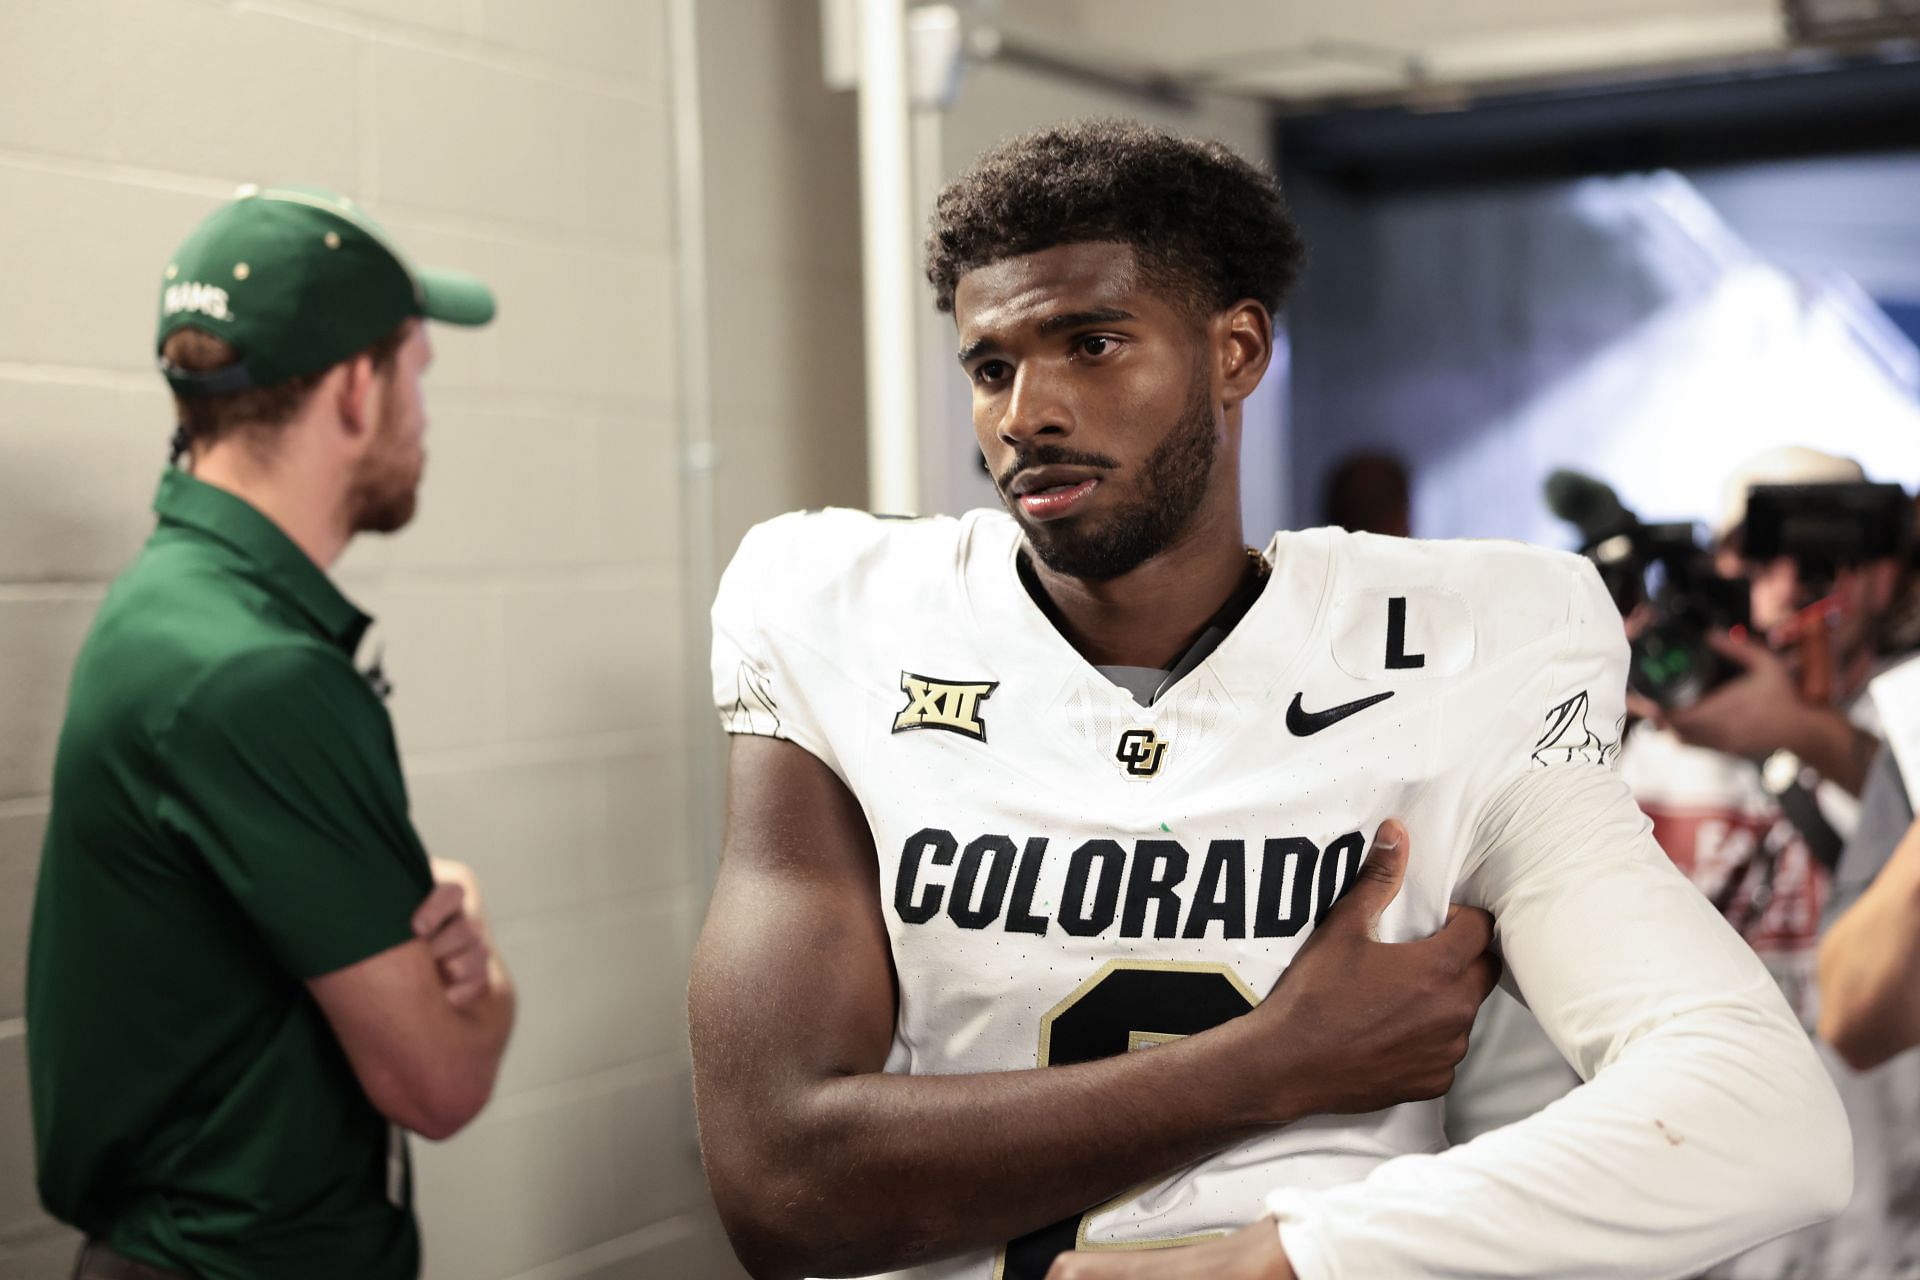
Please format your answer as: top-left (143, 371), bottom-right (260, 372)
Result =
top-left (26, 469), bottom-right (432, 1280)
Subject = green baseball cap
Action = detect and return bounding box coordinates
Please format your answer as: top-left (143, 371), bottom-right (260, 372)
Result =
top-left (156, 184), bottom-right (495, 396)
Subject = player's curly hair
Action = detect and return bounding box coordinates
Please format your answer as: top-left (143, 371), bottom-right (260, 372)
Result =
top-left (925, 120), bottom-right (1306, 318)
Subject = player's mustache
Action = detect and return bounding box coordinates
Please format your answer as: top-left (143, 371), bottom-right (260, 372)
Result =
top-left (994, 446), bottom-right (1120, 493)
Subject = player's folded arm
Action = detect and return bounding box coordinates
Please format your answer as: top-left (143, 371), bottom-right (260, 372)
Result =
top-left (1265, 562), bottom-right (1851, 1280)
top-left (156, 644), bottom-right (505, 1140)
top-left (689, 727), bottom-right (901, 1253)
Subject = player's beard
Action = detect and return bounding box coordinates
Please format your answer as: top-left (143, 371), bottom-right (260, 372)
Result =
top-left (347, 389), bottom-right (423, 535)
top-left (1003, 368), bottom-right (1218, 582)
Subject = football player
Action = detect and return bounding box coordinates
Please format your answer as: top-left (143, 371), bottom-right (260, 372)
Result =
top-left (689, 122), bottom-right (1849, 1280)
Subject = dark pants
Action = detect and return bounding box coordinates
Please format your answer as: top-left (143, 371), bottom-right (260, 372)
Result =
top-left (71, 1242), bottom-right (190, 1280)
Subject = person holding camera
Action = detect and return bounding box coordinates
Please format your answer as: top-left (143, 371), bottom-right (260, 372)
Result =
top-left (26, 186), bottom-right (514, 1280)
top-left (1623, 447), bottom-right (1899, 1023)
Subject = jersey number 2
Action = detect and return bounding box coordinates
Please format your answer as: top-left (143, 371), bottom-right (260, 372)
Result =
top-left (994, 961), bottom-right (1258, 1280)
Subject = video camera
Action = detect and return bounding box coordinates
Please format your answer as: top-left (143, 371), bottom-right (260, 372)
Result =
top-left (1544, 470), bottom-right (1910, 711)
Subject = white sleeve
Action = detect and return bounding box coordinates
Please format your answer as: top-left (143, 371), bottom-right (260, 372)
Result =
top-left (710, 516), bottom-right (842, 776)
top-left (1265, 560), bottom-right (1851, 1280)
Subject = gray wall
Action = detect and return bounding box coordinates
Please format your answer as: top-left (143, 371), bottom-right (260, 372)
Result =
top-left (0, 2), bottom-right (863, 1277)
top-left (701, 0), bottom-right (869, 555)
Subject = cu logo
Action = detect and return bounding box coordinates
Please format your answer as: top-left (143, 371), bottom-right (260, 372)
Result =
top-left (1115, 728), bottom-right (1168, 779)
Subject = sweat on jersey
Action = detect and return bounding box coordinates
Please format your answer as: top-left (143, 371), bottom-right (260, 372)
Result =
top-left (710, 507), bottom-right (1851, 1280)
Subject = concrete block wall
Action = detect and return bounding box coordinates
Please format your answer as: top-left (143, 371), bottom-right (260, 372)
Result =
top-left (0, 0), bottom-right (864, 1276)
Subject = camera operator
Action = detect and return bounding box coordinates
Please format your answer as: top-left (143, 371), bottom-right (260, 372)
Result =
top-left (1623, 447), bottom-right (1900, 1023)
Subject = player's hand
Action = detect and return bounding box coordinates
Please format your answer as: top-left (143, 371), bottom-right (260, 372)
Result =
top-left (1044, 1220), bottom-right (1294, 1280)
top-left (413, 859), bottom-right (501, 1010)
top-left (1250, 820), bottom-right (1500, 1119)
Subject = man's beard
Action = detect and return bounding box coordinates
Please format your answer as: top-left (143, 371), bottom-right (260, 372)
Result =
top-left (999, 371), bottom-right (1218, 581)
top-left (347, 394), bottom-right (422, 535)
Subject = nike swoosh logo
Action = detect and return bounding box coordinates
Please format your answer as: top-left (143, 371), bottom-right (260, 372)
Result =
top-left (1286, 690), bottom-right (1395, 736)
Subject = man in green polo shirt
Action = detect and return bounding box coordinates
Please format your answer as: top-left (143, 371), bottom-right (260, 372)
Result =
top-left (26, 186), bottom-right (517, 1280)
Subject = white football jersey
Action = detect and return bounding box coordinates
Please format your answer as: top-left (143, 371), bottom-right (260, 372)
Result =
top-left (711, 508), bottom-right (1846, 1280)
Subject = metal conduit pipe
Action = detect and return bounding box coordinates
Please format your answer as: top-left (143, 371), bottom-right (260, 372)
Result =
top-left (667, 0), bottom-right (724, 889)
